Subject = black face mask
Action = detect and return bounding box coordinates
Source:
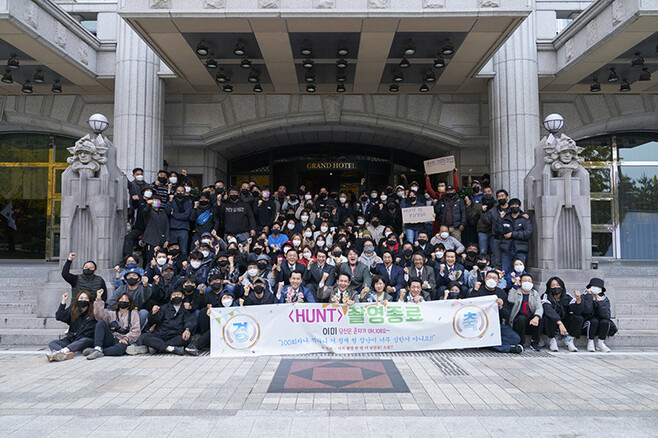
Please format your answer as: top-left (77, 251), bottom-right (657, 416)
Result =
top-left (320, 193), bottom-right (328, 199)
top-left (163, 272), bottom-right (175, 281)
top-left (158, 176), bottom-right (167, 184)
top-left (403, 249), bottom-right (413, 257)
top-left (473, 186), bottom-right (480, 194)
top-left (510, 206), bottom-right (520, 214)
top-left (408, 196), bottom-right (417, 202)
top-left (272, 229), bottom-right (280, 235)
top-left (77, 300), bottom-right (89, 309)
top-left (242, 189), bottom-right (250, 196)
top-left (286, 213), bottom-right (295, 220)
top-left (476, 262), bottom-right (487, 270)
top-left (126, 277), bottom-right (139, 286)
top-left (228, 248), bottom-right (239, 256)
top-left (388, 240), bottom-right (397, 246)
top-left (216, 187), bottom-right (224, 194)
top-left (498, 198), bottom-right (508, 206)
top-left (175, 193), bottom-right (184, 200)
top-left (168, 248), bottom-right (180, 256)
top-left (199, 200), bottom-right (209, 206)
top-left (171, 296), bottom-right (183, 305)
top-left (290, 196), bottom-right (297, 202)
top-left (83, 268), bottom-right (94, 277)
top-left (372, 220), bottom-right (380, 227)
top-left (467, 251), bottom-right (477, 257)
top-left (387, 203), bottom-right (396, 211)
top-left (229, 194), bottom-right (239, 202)
top-left (360, 197), bottom-right (368, 203)
top-left (333, 251), bottom-right (342, 257)
top-left (418, 239), bottom-right (427, 246)
top-left (253, 247), bottom-right (263, 255)
top-left (322, 213), bottom-right (330, 219)
top-left (183, 284), bottom-right (195, 292)
top-left (550, 287), bottom-right (563, 296)
top-left (118, 301), bottom-right (130, 309)
top-left (257, 262), bottom-right (268, 270)
top-left (254, 285), bottom-right (265, 294)
top-left (447, 192), bottom-right (456, 199)
top-left (211, 282), bottom-right (223, 291)
top-left (218, 260), bottom-right (229, 267)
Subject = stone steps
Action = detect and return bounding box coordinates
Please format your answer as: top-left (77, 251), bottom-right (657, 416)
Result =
top-left (615, 316), bottom-right (658, 331)
top-left (0, 328), bottom-right (65, 346)
top-left (0, 290), bottom-right (38, 301)
top-left (614, 303), bottom-right (658, 316)
top-left (0, 315), bottom-right (68, 330)
top-left (0, 301), bottom-right (37, 315)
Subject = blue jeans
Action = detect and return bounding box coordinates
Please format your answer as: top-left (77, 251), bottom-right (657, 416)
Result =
top-left (502, 251), bottom-right (527, 278)
top-left (405, 228), bottom-right (419, 244)
top-left (492, 323), bottom-right (521, 353)
top-left (478, 232), bottom-right (493, 255)
top-left (169, 229), bottom-right (189, 257)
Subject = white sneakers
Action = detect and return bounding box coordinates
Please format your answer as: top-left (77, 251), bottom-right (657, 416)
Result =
top-left (563, 336), bottom-right (578, 352)
top-left (549, 337), bottom-right (559, 352)
top-left (587, 340), bottom-right (595, 352)
top-left (596, 339), bottom-right (611, 353)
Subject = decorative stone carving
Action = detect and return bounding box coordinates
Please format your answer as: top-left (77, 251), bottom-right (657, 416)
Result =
top-left (323, 96), bottom-right (341, 122)
top-left (368, 0), bottom-right (390, 9)
top-left (66, 135), bottom-right (108, 178)
top-left (586, 21), bottom-right (597, 48)
top-left (313, 0), bottom-right (335, 8)
top-left (150, 0), bottom-right (171, 8)
top-left (25, 3), bottom-right (38, 29)
top-left (478, 0), bottom-right (499, 7)
top-left (258, 0), bottom-right (280, 8)
top-left (203, 0), bottom-right (226, 8)
top-left (612, 0), bottom-right (624, 26)
top-left (524, 126), bottom-right (591, 270)
top-left (79, 45), bottom-right (89, 66)
top-left (55, 22), bottom-right (67, 49)
top-left (565, 39), bottom-right (574, 62)
top-left (424, 0), bottom-right (445, 8)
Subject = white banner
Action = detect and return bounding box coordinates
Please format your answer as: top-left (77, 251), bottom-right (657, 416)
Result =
top-left (210, 296), bottom-right (501, 357)
top-left (424, 155), bottom-right (455, 175)
top-left (401, 205), bottom-right (435, 224)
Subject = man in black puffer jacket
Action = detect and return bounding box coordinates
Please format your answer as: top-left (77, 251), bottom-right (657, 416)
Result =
top-left (141, 289), bottom-right (197, 355)
top-left (496, 198), bottom-right (532, 277)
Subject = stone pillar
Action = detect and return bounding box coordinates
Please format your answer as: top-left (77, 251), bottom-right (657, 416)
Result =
top-left (489, 7), bottom-right (540, 199)
top-left (113, 18), bottom-right (164, 181)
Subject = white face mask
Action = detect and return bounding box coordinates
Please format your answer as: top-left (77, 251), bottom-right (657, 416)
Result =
top-left (521, 281), bottom-right (533, 291)
top-left (317, 241), bottom-right (325, 247)
top-left (303, 252), bottom-right (312, 260)
top-left (397, 191), bottom-right (405, 197)
top-left (339, 197), bottom-right (347, 203)
top-left (292, 239), bottom-right (301, 247)
top-left (201, 250), bottom-right (210, 258)
top-left (287, 223), bottom-right (295, 230)
top-left (184, 186), bottom-right (191, 193)
top-left (169, 177), bottom-right (177, 184)
top-left (320, 226), bottom-right (328, 233)
top-left (357, 219), bottom-right (365, 225)
top-left (283, 247), bottom-right (290, 254)
top-left (424, 193), bottom-right (431, 199)
top-left (135, 175), bottom-right (144, 181)
top-left (143, 191), bottom-right (152, 199)
top-left (222, 298), bottom-right (233, 307)
top-left (228, 237), bottom-right (237, 244)
top-left (156, 257), bottom-right (167, 266)
top-left (514, 264), bottom-right (525, 273)
top-left (440, 232), bottom-right (449, 240)
top-left (301, 215), bottom-right (309, 222)
top-left (247, 268), bottom-right (258, 277)
top-left (304, 231), bottom-right (312, 238)
top-left (436, 251), bottom-right (444, 259)
top-left (385, 231), bottom-right (392, 237)
top-left (190, 261), bottom-right (201, 269)
top-left (590, 286), bottom-right (602, 295)
top-left (485, 279), bottom-right (498, 289)
top-left (370, 193), bottom-right (377, 199)
top-left (410, 186), bottom-right (418, 192)
top-left (380, 195), bottom-right (387, 201)
top-left (304, 195), bottom-right (312, 200)
top-left (202, 239), bottom-right (211, 245)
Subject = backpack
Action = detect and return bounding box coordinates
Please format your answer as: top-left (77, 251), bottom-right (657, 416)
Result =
top-left (196, 209), bottom-right (212, 226)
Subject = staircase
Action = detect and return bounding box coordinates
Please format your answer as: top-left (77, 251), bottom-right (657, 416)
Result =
top-left (0, 263), bottom-right (67, 348)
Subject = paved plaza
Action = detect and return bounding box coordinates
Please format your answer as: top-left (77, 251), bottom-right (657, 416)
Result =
top-left (1, 348), bottom-right (657, 437)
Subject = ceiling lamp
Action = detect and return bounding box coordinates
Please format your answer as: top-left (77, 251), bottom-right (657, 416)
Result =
top-left (33, 69), bottom-right (45, 84)
top-left (607, 67), bottom-right (619, 82)
top-left (631, 52), bottom-right (644, 67)
top-left (253, 82), bottom-right (263, 93)
top-left (639, 68), bottom-right (651, 81)
top-left (389, 83), bottom-right (399, 92)
top-left (424, 69), bottom-right (436, 82)
top-left (205, 57), bottom-right (218, 69)
top-left (403, 40), bottom-right (416, 56)
top-left (300, 40), bottom-right (312, 57)
top-left (195, 41), bottom-right (209, 56)
top-left (22, 80), bottom-right (33, 94)
top-left (441, 40), bottom-right (455, 56)
top-left (248, 70), bottom-right (260, 83)
top-left (302, 58), bottom-right (314, 69)
top-left (7, 54), bottom-right (19, 70)
top-left (419, 82), bottom-right (429, 92)
top-left (240, 58), bottom-right (252, 69)
top-left (337, 41), bottom-right (349, 57)
top-left (304, 70), bottom-right (315, 83)
top-left (589, 78), bottom-right (601, 92)
top-left (336, 72), bottom-right (347, 83)
top-left (51, 79), bottom-right (62, 93)
top-left (216, 70), bottom-right (229, 83)
top-left (336, 83), bottom-right (346, 93)
top-left (223, 84), bottom-right (233, 92)
top-left (393, 71), bottom-right (404, 82)
top-left (1, 70), bottom-right (12, 84)
top-left (306, 83), bottom-right (316, 93)
top-left (399, 57), bottom-right (410, 69)
top-left (619, 79), bottom-right (630, 92)
top-left (233, 40), bottom-right (246, 56)
top-left (336, 58), bottom-right (348, 69)
top-left (433, 56), bottom-right (445, 69)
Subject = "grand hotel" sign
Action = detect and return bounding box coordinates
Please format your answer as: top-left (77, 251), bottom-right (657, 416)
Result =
top-left (306, 162), bottom-right (356, 170)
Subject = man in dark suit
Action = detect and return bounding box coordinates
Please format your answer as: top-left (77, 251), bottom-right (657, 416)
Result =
top-left (435, 249), bottom-right (466, 300)
top-left (371, 250), bottom-right (405, 301)
top-left (303, 248), bottom-right (336, 300)
top-left (274, 248), bottom-right (306, 286)
top-left (407, 252), bottom-right (437, 300)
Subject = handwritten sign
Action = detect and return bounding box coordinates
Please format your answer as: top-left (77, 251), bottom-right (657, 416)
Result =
top-left (402, 206), bottom-right (435, 223)
top-left (424, 155), bottom-right (455, 175)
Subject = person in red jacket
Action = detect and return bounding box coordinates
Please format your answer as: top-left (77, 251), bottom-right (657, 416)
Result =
top-left (425, 168), bottom-right (460, 235)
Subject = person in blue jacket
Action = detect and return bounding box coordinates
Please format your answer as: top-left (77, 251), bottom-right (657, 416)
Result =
top-left (166, 185), bottom-right (193, 258)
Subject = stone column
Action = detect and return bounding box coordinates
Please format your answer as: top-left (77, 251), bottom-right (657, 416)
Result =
top-left (113, 18), bottom-right (164, 181)
top-left (489, 7), bottom-right (540, 200)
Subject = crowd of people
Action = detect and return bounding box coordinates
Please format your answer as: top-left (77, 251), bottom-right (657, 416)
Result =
top-left (45, 167), bottom-right (617, 361)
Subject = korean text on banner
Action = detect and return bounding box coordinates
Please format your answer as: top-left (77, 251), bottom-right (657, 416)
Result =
top-left (210, 296), bottom-right (501, 357)
top-left (424, 155), bottom-right (455, 175)
top-left (402, 206), bottom-right (435, 224)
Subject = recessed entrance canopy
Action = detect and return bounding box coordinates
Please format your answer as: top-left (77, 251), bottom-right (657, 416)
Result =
top-left (120, 0), bottom-right (531, 94)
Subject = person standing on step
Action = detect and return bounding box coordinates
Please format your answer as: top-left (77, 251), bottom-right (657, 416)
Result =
top-left (61, 252), bottom-right (107, 302)
top-left (46, 291), bottom-right (97, 362)
top-left (540, 276), bottom-right (584, 352)
top-left (86, 290), bottom-right (141, 360)
top-left (582, 277), bottom-right (617, 353)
